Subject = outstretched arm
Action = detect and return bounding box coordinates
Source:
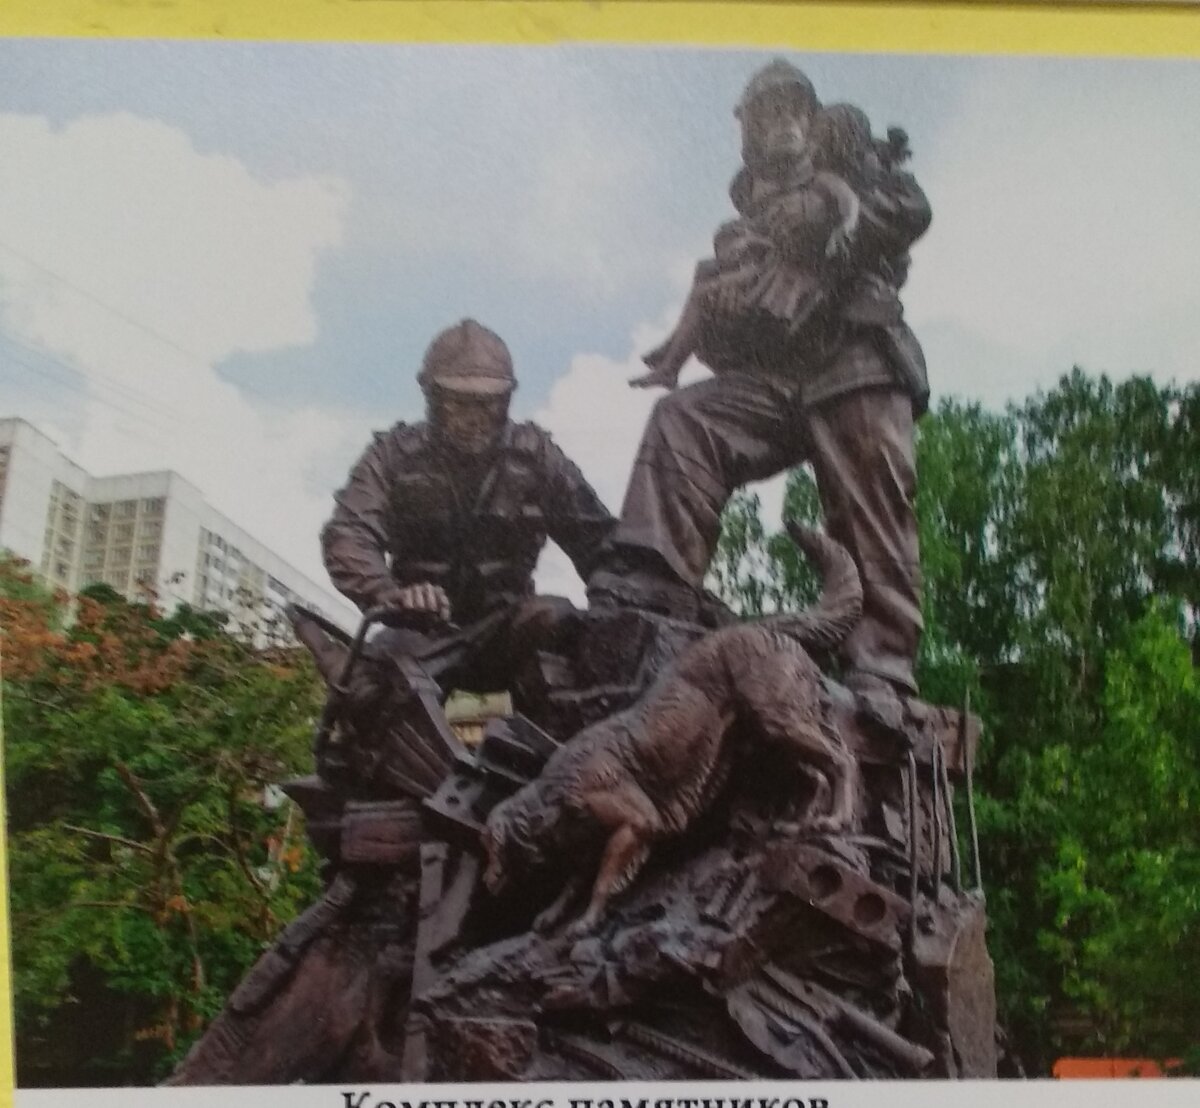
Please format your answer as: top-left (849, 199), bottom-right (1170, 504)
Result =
top-left (540, 434), bottom-right (616, 583)
top-left (321, 430), bottom-right (403, 612)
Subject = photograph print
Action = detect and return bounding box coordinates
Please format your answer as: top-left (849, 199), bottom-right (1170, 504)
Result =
top-left (0, 30), bottom-right (1198, 1088)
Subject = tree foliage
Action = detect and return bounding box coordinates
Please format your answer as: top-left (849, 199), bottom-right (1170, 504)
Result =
top-left (708, 371), bottom-right (1200, 1071)
top-left (1, 556), bottom-right (323, 1085)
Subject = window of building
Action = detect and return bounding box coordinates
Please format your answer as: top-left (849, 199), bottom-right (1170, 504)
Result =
top-left (138, 543), bottom-right (159, 563)
top-left (114, 523), bottom-right (135, 542)
top-left (142, 497), bottom-right (165, 516)
top-left (110, 546), bottom-right (132, 566)
top-left (115, 500), bottom-right (137, 519)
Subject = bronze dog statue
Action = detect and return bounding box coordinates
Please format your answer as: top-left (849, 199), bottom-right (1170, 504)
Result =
top-left (482, 523), bottom-right (862, 936)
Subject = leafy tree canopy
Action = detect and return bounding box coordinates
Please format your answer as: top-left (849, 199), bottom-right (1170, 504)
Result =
top-left (2, 554), bottom-right (323, 1085)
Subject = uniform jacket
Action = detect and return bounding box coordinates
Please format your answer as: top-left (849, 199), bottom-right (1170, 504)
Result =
top-left (322, 421), bottom-right (614, 621)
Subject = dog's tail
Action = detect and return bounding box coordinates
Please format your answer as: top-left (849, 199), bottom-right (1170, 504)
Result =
top-left (757, 522), bottom-right (862, 651)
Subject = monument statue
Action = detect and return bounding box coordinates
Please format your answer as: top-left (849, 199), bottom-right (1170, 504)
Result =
top-left (168, 61), bottom-right (997, 1087)
top-left (592, 58), bottom-right (932, 703)
top-left (320, 318), bottom-right (615, 715)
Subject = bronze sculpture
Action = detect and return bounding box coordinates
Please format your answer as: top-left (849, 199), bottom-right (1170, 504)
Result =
top-left (321, 318), bottom-right (615, 711)
top-left (168, 61), bottom-right (997, 1087)
top-left (594, 59), bottom-right (932, 701)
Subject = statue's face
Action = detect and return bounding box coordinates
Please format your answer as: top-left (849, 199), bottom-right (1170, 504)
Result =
top-left (427, 387), bottom-right (509, 456)
top-left (740, 89), bottom-right (810, 172)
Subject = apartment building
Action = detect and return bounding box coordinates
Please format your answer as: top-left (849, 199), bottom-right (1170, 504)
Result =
top-left (0, 418), bottom-right (354, 635)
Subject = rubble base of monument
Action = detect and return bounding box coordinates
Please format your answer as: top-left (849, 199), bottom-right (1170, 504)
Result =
top-left (168, 599), bottom-right (997, 1084)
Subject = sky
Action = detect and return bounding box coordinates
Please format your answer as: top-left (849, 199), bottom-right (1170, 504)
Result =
top-left (0, 41), bottom-right (1197, 605)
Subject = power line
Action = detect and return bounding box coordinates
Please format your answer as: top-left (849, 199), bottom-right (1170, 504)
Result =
top-left (0, 330), bottom-right (182, 428)
top-left (0, 340), bottom-right (295, 448)
top-left (0, 348), bottom-right (175, 453)
top-left (0, 236), bottom-right (211, 371)
top-left (0, 235), bottom-right (282, 410)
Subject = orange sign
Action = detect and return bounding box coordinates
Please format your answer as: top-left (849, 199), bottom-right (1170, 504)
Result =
top-left (1054, 1057), bottom-right (1183, 1079)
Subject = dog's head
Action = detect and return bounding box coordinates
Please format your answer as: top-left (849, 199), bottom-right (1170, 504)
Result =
top-left (481, 806), bottom-right (515, 895)
top-left (482, 786), bottom-right (560, 895)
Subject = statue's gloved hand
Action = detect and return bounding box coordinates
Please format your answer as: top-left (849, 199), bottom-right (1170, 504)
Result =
top-left (376, 582), bottom-right (452, 625)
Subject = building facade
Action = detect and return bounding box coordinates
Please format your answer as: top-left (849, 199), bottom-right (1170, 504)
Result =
top-left (0, 418), bottom-right (354, 635)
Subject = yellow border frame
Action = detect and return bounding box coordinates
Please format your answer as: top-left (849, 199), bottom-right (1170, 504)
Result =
top-left (0, 1), bottom-right (1197, 1103)
top-left (0, 1), bottom-right (1195, 57)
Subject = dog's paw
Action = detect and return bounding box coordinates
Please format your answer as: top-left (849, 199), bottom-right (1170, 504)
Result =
top-left (564, 913), bottom-right (598, 941)
top-left (808, 813), bottom-right (851, 835)
top-left (533, 906), bottom-right (563, 934)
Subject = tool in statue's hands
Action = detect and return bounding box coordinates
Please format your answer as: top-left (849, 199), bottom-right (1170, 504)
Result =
top-left (367, 582), bottom-right (457, 634)
top-left (366, 605), bottom-right (459, 636)
top-left (313, 592), bottom-right (458, 769)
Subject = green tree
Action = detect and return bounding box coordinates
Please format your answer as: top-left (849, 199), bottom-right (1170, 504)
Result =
top-left (706, 471), bottom-right (823, 618)
top-left (2, 555), bottom-right (324, 1085)
top-left (1039, 605), bottom-right (1200, 1054)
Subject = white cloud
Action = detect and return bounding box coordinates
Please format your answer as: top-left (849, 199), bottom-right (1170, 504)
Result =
top-left (534, 309), bottom-right (682, 515)
top-left (509, 128), bottom-right (656, 300)
top-left (0, 113), bottom-right (346, 362)
top-left (0, 111), bottom-right (359, 615)
top-left (354, 55), bottom-right (704, 304)
top-left (531, 309), bottom-right (678, 604)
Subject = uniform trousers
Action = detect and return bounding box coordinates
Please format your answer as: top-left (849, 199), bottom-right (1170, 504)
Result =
top-left (612, 370), bottom-right (922, 694)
